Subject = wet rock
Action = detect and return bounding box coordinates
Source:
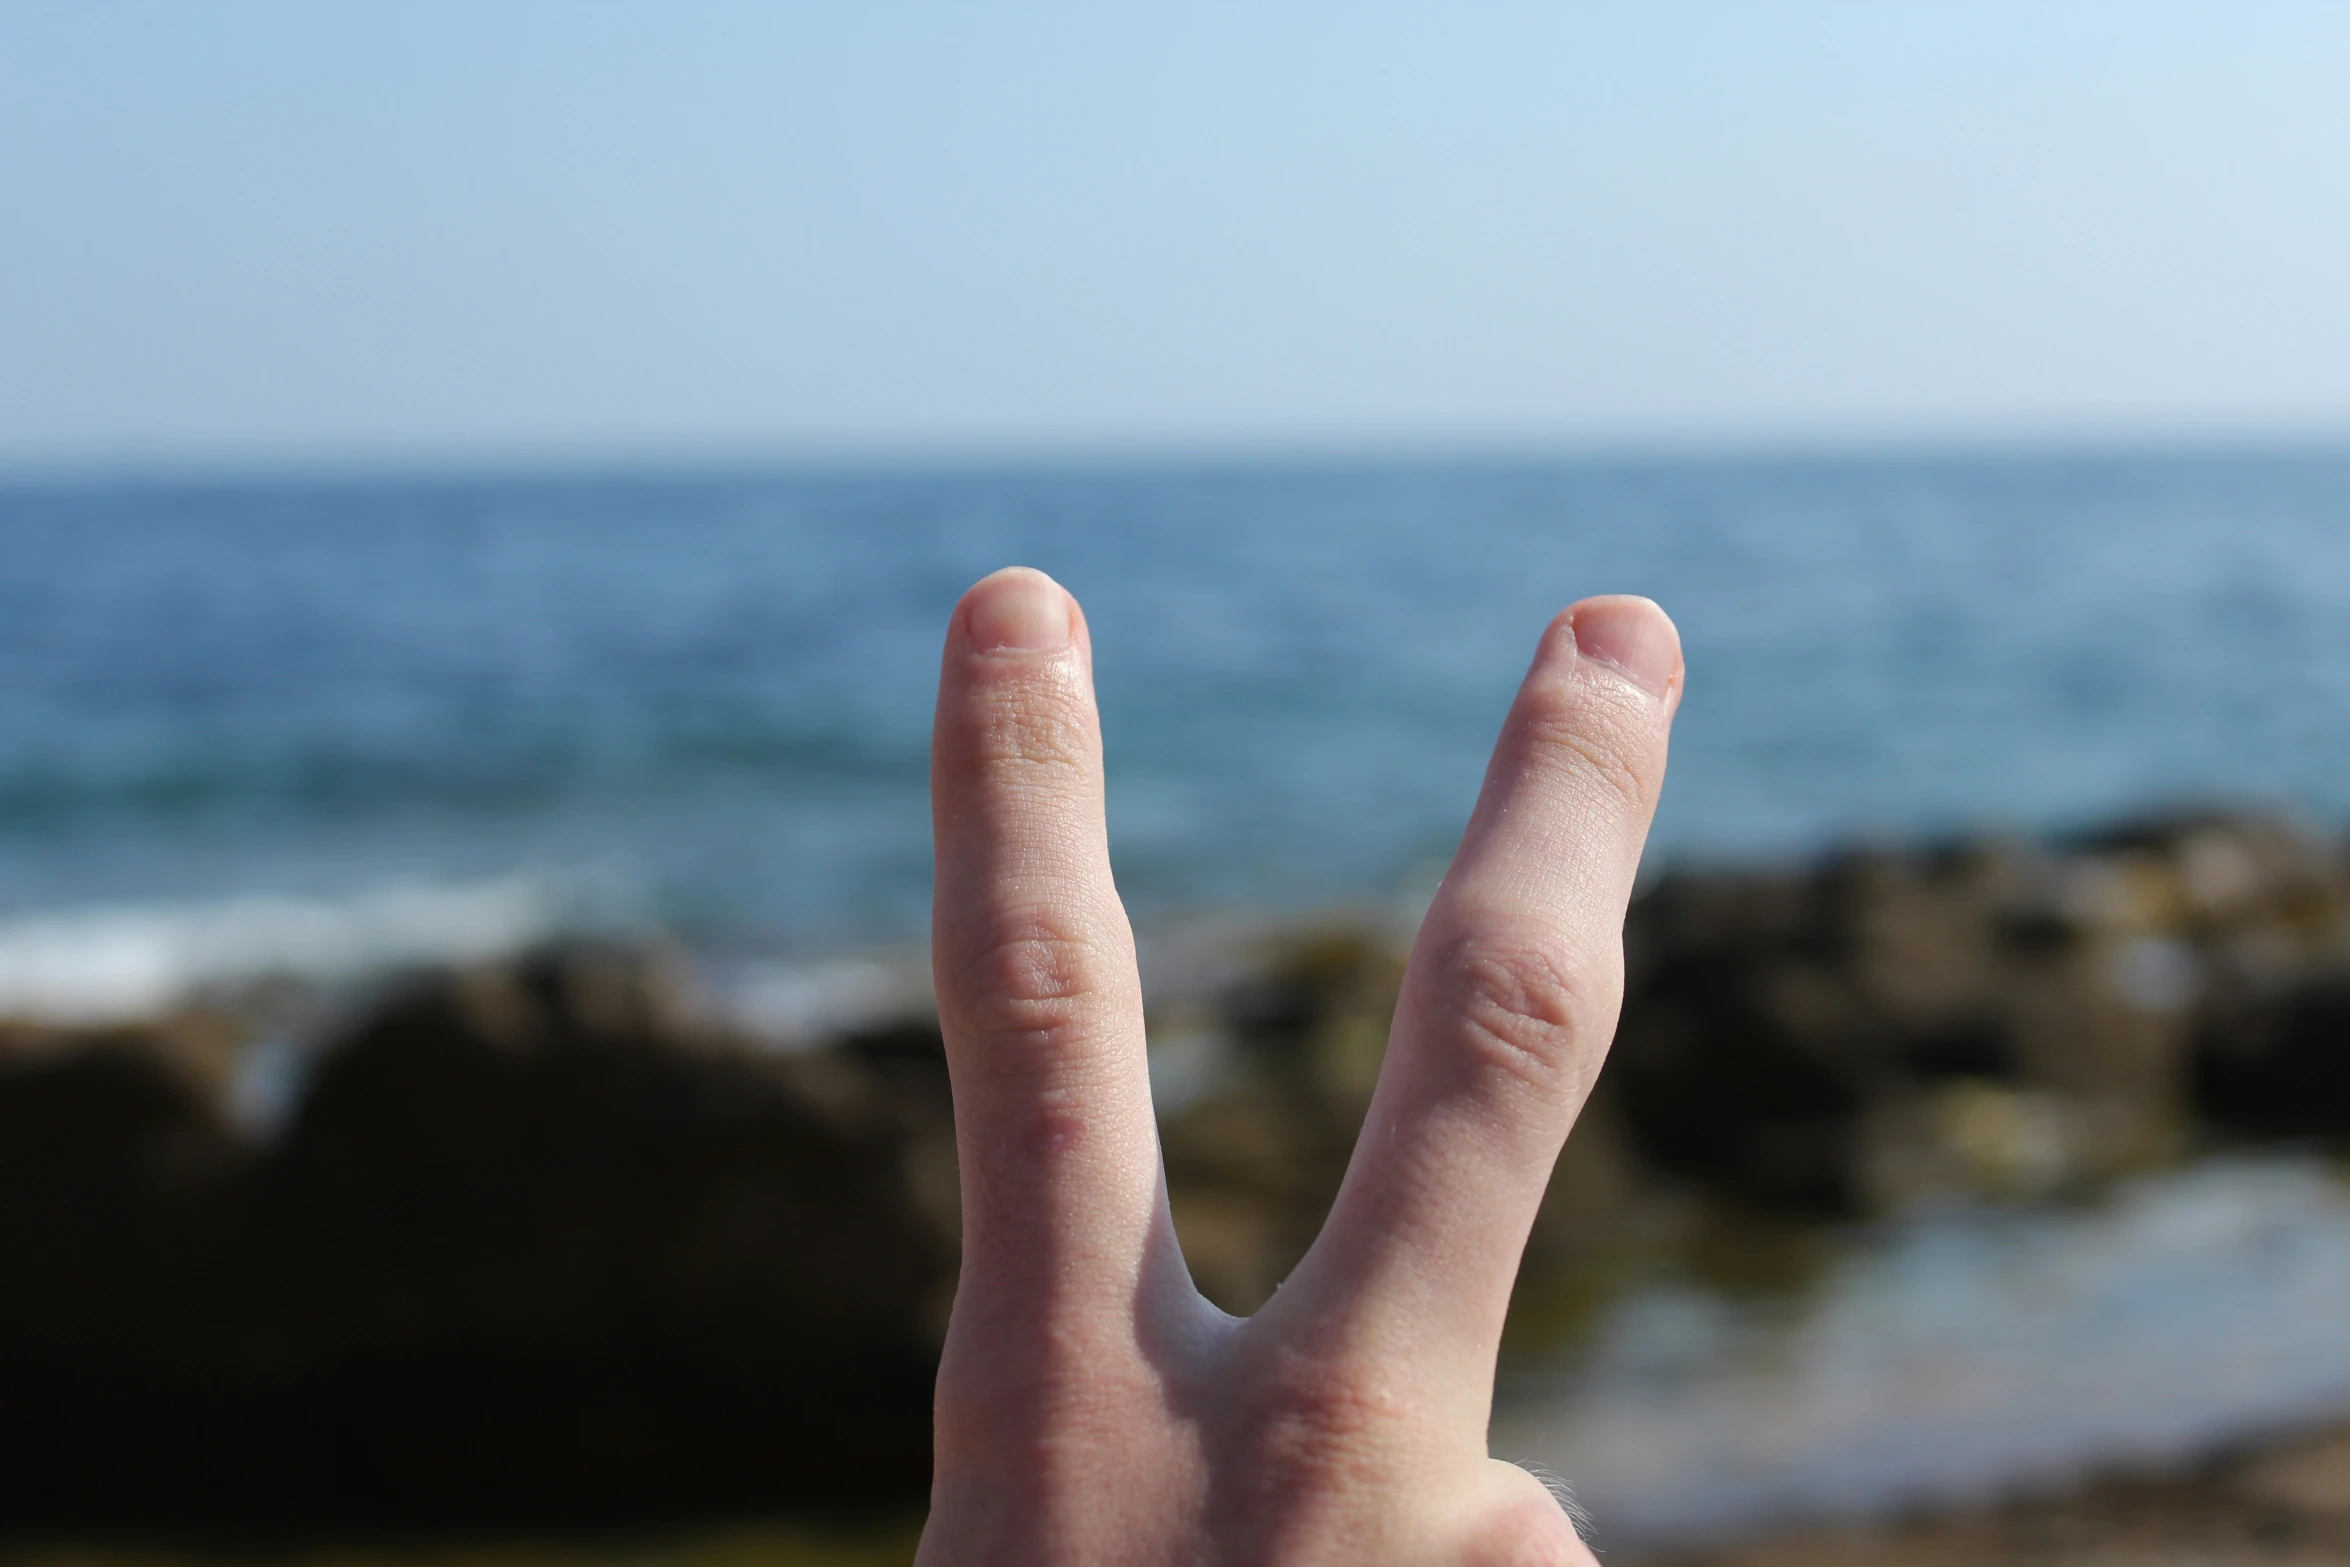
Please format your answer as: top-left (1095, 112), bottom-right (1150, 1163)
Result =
top-left (2193, 970), bottom-right (2350, 1137)
top-left (1612, 813), bottom-right (2350, 1214)
top-left (1635, 1415), bottom-right (2350, 1565)
top-left (0, 946), bottom-right (953, 1532)
top-left (8, 810), bottom-right (2350, 1535)
top-left (262, 949), bottom-right (951, 1520)
top-left (0, 1038), bottom-right (264, 1514)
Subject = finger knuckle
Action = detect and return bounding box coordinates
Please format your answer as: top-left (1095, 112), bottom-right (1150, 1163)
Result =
top-left (1428, 936), bottom-right (1616, 1099)
top-left (944, 919), bottom-right (1118, 1067)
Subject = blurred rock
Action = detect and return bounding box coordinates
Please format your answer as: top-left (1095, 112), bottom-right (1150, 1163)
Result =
top-left (0, 946), bottom-right (952, 1532)
top-left (1636, 1415), bottom-right (2350, 1565)
top-left (1613, 812), bottom-right (2350, 1215)
top-left (2193, 971), bottom-right (2350, 1138)
top-left (0, 1033), bottom-right (261, 1511)
top-left (10, 809), bottom-right (2350, 1534)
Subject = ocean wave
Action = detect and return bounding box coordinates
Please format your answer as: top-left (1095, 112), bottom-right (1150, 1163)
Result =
top-left (0, 875), bottom-right (589, 1023)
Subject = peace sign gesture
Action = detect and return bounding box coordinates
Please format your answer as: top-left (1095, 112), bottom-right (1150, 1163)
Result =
top-left (917, 568), bottom-right (1682, 1565)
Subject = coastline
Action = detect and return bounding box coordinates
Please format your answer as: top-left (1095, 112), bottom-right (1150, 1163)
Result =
top-left (1631, 1415), bottom-right (2350, 1565)
top-left (7, 1418), bottom-right (2346, 1567)
top-left (5, 806), bottom-right (2350, 1550)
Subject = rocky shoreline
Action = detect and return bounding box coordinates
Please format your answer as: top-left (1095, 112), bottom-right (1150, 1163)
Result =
top-left (1633, 1415), bottom-right (2350, 1565)
top-left (5, 809), bottom-right (2350, 1540)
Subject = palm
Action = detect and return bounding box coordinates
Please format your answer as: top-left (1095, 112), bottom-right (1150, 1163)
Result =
top-left (916, 569), bottom-right (1681, 1566)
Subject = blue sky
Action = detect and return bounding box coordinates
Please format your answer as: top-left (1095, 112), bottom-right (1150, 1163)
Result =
top-left (4, 1), bottom-right (2348, 468)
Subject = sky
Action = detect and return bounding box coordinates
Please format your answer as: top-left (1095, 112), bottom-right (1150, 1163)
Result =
top-left (4, 1), bottom-right (2349, 470)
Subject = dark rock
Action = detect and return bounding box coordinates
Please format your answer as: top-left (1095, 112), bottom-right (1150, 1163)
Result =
top-left (262, 951), bottom-right (950, 1520)
top-left (8, 810), bottom-right (2350, 1537)
top-left (2194, 971), bottom-right (2350, 1138)
top-left (1611, 813), bottom-right (2350, 1214)
top-left (0, 1040), bottom-right (267, 1519)
top-left (0, 947), bottom-right (953, 1534)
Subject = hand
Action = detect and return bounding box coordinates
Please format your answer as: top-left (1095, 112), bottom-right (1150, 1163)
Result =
top-left (917, 568), bottom-right (1682, 1566)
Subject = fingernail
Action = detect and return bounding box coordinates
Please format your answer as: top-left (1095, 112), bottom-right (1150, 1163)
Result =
top-left (965, 568), bottom-right (1072, 653)
top-left (1569, 596), bottom-right (1681, 702)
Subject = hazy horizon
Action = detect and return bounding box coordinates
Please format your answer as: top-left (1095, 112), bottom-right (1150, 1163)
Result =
top-left (11, 433), bottom-right (2350, 491)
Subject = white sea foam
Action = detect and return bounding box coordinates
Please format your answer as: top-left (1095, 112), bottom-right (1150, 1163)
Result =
top-left (0, 876), bottom-right (582, 1023)
top-left (708, 954), bottom-right (933, 1048)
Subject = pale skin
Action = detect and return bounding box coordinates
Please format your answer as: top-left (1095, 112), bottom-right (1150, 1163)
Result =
top-left (918, 567), bottom-right (1683, 1567)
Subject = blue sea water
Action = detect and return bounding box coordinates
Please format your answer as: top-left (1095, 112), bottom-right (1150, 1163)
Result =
top-left (11, 451), bottom-right (2350, 1532)
top-left (4, 449), bottom-right (2350, 1006)
top-left (1500, 1153), bottom-right (2350, 1547)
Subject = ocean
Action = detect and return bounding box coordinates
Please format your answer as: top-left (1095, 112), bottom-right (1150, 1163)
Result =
top-left (4, 448), bottom-right (2350, 1015)
top-left (12, 450), bottom-right (2350, 1543)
